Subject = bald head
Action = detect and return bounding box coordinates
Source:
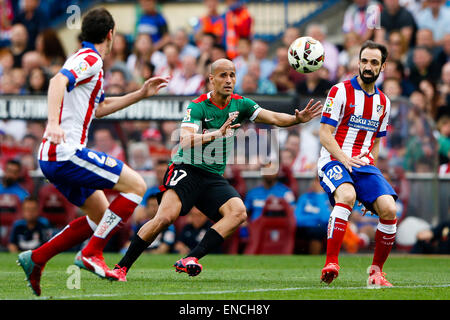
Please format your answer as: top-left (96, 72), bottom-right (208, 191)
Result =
top-left (210, 58), bottom-right (235, 75)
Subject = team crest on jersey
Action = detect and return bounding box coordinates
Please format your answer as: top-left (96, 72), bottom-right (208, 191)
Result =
top-left (376, 104), bottom-right (384, 116)
top-left (229, 111), bottom-right (239, 118)
top-left (105, 157), bottom-right (117, 168)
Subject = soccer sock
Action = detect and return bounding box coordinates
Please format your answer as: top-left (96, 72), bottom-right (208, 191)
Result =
top-left (82, 193), bottom-right (142, 257)
top-left (371, 218), bottom-right (397, 274)
top-left (116, 233), bottom-right (151, 271)
top-left (32, 215), bottom-right (97, 266)
top-left (325, 203), bottom-right (352, 266)
top-left (186, 228), bottom-right (224, 260)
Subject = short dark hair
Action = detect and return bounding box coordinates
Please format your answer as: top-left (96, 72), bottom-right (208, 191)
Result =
top-left (81, 8), bottom-right (115, 44)
top-left (23, 196), bottom-right (39, 205)
top-left (7, 159), bottom-right (21, 168)
top-left (359, 40), bottom-right (388, 65)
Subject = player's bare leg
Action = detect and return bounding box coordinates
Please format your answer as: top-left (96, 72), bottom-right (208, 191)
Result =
top-left (174, 197), bottom-right (247, 276)
top-left (367, 195), bottom-right (397, 287)
top-left (18, 190), bottom-right (109, 296)
top-left (76, 164), bottom-right (146, 280)
top-left (112, 189), bottom-right (182, 281)
top-left (321, 183), bottom-right (355, 284)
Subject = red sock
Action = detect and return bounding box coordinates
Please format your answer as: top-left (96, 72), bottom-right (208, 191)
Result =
top-left (371, 218), bottom-right (397, 273)
top-left (32, 216), bottom-right (96, 266)
top-left (81, 193), bottom-right (141, 257)
top-left (325, 203), bottom-right (352, 265)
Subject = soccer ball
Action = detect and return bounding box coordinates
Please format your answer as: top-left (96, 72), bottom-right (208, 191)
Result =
top-left (288, 36), bottom-right (325, 74)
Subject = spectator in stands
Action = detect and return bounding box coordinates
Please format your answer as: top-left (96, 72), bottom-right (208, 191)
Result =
top-left (107, 68), bottom-right (129, 93)
top-left (0, 0), bottom-right (13, 45)
top-left (21, 50), bottom-right (43, 76)
top-left (388, 30), bottom-right (409, 65)
top-left (438, 61), bottom-right (450, 106)
top-left (416, 0), bottom-right (450, 45)
top-left (375, 0), bottom-right (417, 47)
top-left (34, 28), bottom-right (66, 68)
top-left (128, 141), bottom-right (153, 172)
top-left (10, 67), bottom-right (26, 93)
top-left (418, 79), bottom-right (445, 119)
top-left (155, 42), bottom-right (182, 81)
top-left (295, 70), bottom-right (332, 97)
top-left (337, 31), bottom-right (362, 80)
top-left (173, 28), bottom-right (200, 60)
top-left (243, 61), bottom-right (277, 95)
top-left (382, 59), bottom-right (415, 97)
top-left (126, 33), bottom-right (161, 84)
top-left (174, 206), bottom-right (219, 255)
top-left (283, 130), bottom-right (318, 173)
top-left (125, 194), bottom-right (175, 254)
top-left (196, 32), bottom-right (216, 77)
top-left (25, 66), bottom-right (48, 94)
top-left (406, 29), bottom-right (439, 70)
top-left (294, 177), bottom-right (331, 254)
top-left (0, 47), bottom-right (13, 76)
top-left (437, 112), bottom-right (450, 166)
top-left (92, 128), bottom-right (126, 162)
top-left (342, 0), bottom-right (380, 42)
top-left (250, 39), bottom-right (275, 81)
top-left (142, 127), bottom-right (171, 162)
top-left (382, 77), bottom-right (403, 100)
top-left (0, 69), bottom-right (18, 93)
top-left (10, 23), bottom-right (28, 68)
top-left (233, 37), bottom-right (252, 90)
top-left (306, 23), bottom-right (339, 82)
top-left (282, 26), bottom-right (300, 48)
top-left (194, 0), bottom-right (225, 45)
top-left (411, 219), bottom-right (450, 254)
top-left (8, 197), bottom-right (51, 253)
top-left (223, 0), bottom-right (252, 60)
top-left (12, 0), bottom-right (48, 51)
top-left (136, 0), bottom-right (170, 52)
top-left (435, 33), bottom-right (450, 68)
top-left (240, 72), bottom-right (258, 94)
top-left (167, 55), bottom-right (204, 95)
top-left (0, 159), bottom-right (29, 202)
top-left (244, 162), bottom-right (296, 221)
top-left (110, 32), bottom-right (130, 64)
top-left (408, 46), bottom-right (441, 89)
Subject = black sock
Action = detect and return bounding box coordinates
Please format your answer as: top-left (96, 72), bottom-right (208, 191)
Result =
top-left (116, 233), bottom-right (150, 271)
top-left (186, 228), bottom-right (224, 260)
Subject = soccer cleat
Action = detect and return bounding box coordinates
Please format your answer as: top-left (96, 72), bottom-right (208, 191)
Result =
top-left (320, 263), bottom-right (340, 284)
top-left (173, 257), bottom-right (203, 277)
top-left (111, 265), bottom-right (128, 282)
top-left (17, 250), bottom-right (43, 296)
top-left (74, 251), bottom-right (119, 281)
top-left (367, 271), bottom-right (393, 288)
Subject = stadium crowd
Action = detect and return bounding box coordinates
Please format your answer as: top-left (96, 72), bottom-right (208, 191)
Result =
top-left (0, 0), bottom-right (449, 255)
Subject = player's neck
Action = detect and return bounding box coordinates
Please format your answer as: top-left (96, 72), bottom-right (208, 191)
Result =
top-left (93, 43), bottom-right (108, 59)
top-left (210, 91), bottom-right (231, 107)
top-left (356, 76), bottom-right (376, 95)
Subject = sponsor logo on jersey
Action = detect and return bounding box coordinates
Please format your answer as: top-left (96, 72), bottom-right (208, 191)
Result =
top-left (105, 157), bottom-right (117, 168)
top-left (75, 61), bottom-right (88, 73)
top-left (324, 97), bottom-right (334, 113)
top-left (348, 114), bottom-right (379, 132)
top-left (183, 108), bottom-right (191, 122)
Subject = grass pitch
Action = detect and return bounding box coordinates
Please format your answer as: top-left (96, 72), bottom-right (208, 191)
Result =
top-left (0, 252), bottom-right (449, 300)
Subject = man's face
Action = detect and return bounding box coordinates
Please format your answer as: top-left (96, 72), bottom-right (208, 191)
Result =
top-left (22, 200), bottom-right (39, 222)
top-left (209, 61), bottom-right (236, 96)
top-left (358, 48), bottom-right (384, 84)
top-left (3, 163), bottom-right (21, 187)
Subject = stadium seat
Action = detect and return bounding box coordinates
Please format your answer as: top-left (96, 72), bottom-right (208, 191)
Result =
top-left (0, 193), bottom-right (22, 247)
top-left (244, 196), bottom-right (296, 255)
top-left (38, 184), bottom-right (77, 228)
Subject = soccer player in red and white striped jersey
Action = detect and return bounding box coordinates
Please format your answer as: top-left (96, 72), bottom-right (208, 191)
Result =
top-left (318, 41), bottom-right (398, 287)
top-left (17, 8), bottom-right (168, 296)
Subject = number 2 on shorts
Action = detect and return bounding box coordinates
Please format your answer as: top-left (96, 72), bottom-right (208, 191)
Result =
top-left (326, 165), bottom-right (343, 181)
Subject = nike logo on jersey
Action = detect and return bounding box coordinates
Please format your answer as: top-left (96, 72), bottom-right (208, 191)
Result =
top-left (349, 103), bottom-right (356, 108)
top-left (205, 118), bottom-right (214, 122)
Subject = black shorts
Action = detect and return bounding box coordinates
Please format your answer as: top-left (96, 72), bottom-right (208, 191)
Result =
top-left (157, 163), bottom-right (241, 222)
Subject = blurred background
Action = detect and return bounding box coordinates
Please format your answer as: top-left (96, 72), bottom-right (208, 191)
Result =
top-left (0, 0), bottom-right (449, 257)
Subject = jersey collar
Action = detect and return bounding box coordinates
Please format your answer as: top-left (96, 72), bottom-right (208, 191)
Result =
top-left (207, 91), bottom-right (231, 110)
top-left (81, 41), bottom-right (101, 56)
top-left (350, 75), bottom-right (379, 97)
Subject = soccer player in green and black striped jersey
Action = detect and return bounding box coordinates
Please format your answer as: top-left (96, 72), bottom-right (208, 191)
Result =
top-left (112, 59), bottom-right (322, 280)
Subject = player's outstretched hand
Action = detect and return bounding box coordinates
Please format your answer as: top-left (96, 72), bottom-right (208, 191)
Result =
top-left (139, 76), bottom-right (170, 98)
top-left (44, 123), bottom-right (66, 145)
top-left (295, 99), bottom-right (323, 123)
top-left (219, 112), bottom-right (241, 137)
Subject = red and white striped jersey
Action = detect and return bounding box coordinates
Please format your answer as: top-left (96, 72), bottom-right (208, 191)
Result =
top-left (318, 76), bottom-right (390, 170)
top-left (39, 42), bottom-right (105, 162)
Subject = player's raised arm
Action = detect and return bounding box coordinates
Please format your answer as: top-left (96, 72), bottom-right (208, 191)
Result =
top-left (44, 73), bottom-right (69, 144)
top-left (95, 76), bottom-right (169, 118)
top-left (253, 99), bottom-right (322, 127)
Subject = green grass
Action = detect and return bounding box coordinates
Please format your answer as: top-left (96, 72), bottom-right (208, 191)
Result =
top-left (1, 252), bottom-right (449, 300)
